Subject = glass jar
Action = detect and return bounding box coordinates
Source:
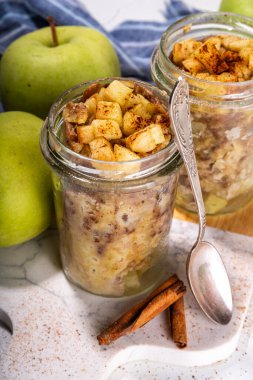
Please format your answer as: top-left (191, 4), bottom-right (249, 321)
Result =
top-left (151, 12), bottom-right (253, 215)
top-left (40, 78), bottom-right (182, 297)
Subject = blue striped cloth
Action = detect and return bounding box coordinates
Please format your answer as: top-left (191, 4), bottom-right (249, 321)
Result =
top-left (0, 0), bottom-right (198, 81)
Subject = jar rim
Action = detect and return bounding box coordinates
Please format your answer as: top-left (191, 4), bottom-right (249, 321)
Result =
top-left (159, 11), bottom-right (253, 88)
top-left (41, 77), bottom-right (182, 181)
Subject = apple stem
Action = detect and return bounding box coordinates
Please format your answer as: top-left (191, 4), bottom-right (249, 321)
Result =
top-left (47, 16), bottom-right (58, 47)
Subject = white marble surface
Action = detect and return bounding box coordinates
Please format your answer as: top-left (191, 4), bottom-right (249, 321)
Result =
top-left (0, 219), bottom-right (253, 379)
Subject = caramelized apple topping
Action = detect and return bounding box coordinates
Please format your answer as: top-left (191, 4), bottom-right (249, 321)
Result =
top-left (172, 35), bottom-right (253, 81)
top-left (62, 80), bottom-right (172, 161)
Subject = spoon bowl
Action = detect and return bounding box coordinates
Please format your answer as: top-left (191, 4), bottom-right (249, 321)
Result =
top-left (187, 241), bottom-right (233, 325)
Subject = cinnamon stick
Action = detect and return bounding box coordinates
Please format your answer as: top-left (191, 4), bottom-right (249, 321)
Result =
top-left (131, 281), bottom-right (186, 331)
top-left (97, 274), bottom-right (186, 345)
top-left (170, 296), bottom-right (187, 349)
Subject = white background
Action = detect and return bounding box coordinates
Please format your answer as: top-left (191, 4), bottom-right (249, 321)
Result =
top-left (80, 0), bottom-right (221, 29)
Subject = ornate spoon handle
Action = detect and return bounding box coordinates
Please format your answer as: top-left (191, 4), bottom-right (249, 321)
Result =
top-left (170, 77), bottom-right (206, 244)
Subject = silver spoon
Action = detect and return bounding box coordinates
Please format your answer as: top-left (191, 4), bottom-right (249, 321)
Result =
top-left (169, 77), bottom-right (233, 325)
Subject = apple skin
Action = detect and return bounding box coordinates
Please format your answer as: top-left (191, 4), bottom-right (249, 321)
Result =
top-left (0, 111), bottom-right (53, 247)
top-left (219, 0), bottom-right (253, 18)
top-left (0, 26), bottom-right (121, 118)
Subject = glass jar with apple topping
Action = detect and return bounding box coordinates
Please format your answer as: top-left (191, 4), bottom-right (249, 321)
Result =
top-left (151, 12), bottom-right (253, 215)
top-left (40, 78), bottom-right (182, 297)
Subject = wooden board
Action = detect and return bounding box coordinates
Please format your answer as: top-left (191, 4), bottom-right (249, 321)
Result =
top-left (174, 198), bottom-right (253, 237)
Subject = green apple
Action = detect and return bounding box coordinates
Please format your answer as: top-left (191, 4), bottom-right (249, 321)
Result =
top-left (0, 26), bottom-right (120, 118)
top-left (219, 0), bottom-right (253, 18)
top-left (0, 111), bottom-right (53, 247)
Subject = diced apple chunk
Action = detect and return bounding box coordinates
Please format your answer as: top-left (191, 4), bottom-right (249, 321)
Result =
top-left (123, 93), bottom-right (141, 111)
top-left (126, 128), bottom-right (156, 153)
top-left (155, 114), bottom-right (171, 135)
top-left (137, 93), bottom-right (150, 107)
top-left (221, 36), bottom-right (240, 49)
top-left (96, 101), bottom-right (122, 125)
top-left (77, 125), bottom-right (94, 144)
top-left (84, 96), bottom-right (97, 117)
top-left (114, 144), bottom-right (139, 161)
top-left (97, 87), bottom-right (110, 101)
top-left (227, 39), bottom-right (253, 52)
top-left (148, 124), bottom-right (165, 144)
top-left (151, 134), bottom-right (171, 154)
top-left (125, 124), bottom-right (165, 153)
top-left (89, 137), bottom-right (115, 161)
top-left (121, 80), bottom-right (135, 89)
top-left (172, 39), bottom-right (202, 65)
top-left (105, 80), bottom-right (133, 106)
top-left (131, 103), bottom-right (152, 119)
top-left (92, 119), bottom-right (122, 140)
top-left (132, 95), bottom-right (158, 117)
top-left (122, 111), bottom-right (148, 136)
top-left (182, 57), bottom-right (205, 73)
top-left (63, 102), bottom-right (88, 124)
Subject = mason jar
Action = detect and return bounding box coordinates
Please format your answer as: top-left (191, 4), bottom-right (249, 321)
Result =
top-left (40, 78), bottom-right (182, 297)
top-left (151, 12), bottom-right (253, 215)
